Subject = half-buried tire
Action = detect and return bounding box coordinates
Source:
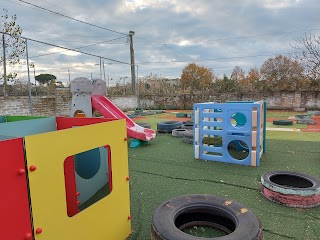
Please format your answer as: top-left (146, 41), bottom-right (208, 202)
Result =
top-left (172, 129), bottom-right (187, 138)
top-left (183, 130), bottom-right (193, 144)
top-left (157, 121), bottom-right (183, 133)
top-left (151, 194), bottom-right (263, 240)
top-left (260, 171), bottom-right (320, 208)
top-left (272, 120), bottom-right (293, 126)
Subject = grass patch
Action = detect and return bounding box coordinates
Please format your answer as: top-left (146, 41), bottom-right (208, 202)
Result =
top-left (266, 131), bottom-right (320, 142)
top-left (266, 110), bottom-right (309, 119)
top-left (266, 121), bottom-right (308, 129)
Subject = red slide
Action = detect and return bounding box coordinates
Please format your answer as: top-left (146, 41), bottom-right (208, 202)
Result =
top-left (91, 95), bottom-right (156, 141)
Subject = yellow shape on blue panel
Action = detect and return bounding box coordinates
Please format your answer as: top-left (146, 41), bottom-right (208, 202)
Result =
top-left (24, 119), bottom-right (131, 240)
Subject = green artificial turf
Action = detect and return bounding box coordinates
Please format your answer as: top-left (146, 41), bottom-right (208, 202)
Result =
top-left (128, 135), bottom-right (320, 240)
top-left (126, 111), bottom-right (320, 240)
top-left (267, 131), bottom-right (320, 142)
top-left (266, 121), bottom-right (308, 129)
top-left (266, 110), bottom-right (307, 119)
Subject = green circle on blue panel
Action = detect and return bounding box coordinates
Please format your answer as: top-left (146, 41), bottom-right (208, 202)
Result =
top-left (74, 148), bottom-right (101, 179)
top-left (231, 112), bottom-right (247, 127)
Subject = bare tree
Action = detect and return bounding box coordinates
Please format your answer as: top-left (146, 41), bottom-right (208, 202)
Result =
top-left (230, 66), bottom-right (245, 82)
top-left (1, 9), bottom-right (26, 96)
top-left (291, 33), bottom-right (320, 81)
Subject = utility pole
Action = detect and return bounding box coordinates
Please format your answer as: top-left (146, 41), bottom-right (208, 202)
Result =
top-left (68, 69), bottom-right (71, 83)
top-left (2, 33), bottom-right (7, 97)
top-left (32, 64), bottom-right (36, 85)
top-left (137, 65), bottom-right (140, 108)
top-left (25, 39), bottom-right (33, 115)
top-left (102, 60), bottom-right (107, 94)
top-left (99, 57), bottom-right (102, 79)
top-left (129, 31), bottom-right (136, 95)
top-left (30, 62), bottom-right (36, 95)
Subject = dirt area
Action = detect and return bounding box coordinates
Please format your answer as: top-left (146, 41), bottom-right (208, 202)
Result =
top-left (162, 110), bottom-right (192, 113)
top-left (131, 116), bottom-right (146, 121)
top-left (302, 116), bottom-right (320, 132)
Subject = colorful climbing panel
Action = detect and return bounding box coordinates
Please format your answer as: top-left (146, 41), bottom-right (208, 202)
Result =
top-left (24, 119), bottom-right (131, 240)
top-left (0, 115), bottom-right (131, 240)
top-left (194, 101), bottom-right (266, 166)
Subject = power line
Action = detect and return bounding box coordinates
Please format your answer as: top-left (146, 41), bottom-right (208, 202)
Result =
top-left (6, 0), bottom-right (42, 12)
top-left (36, 0), bottom-right (79, 17)
top-left (17, 0), bottom-right (128, 36)
top-left (135, 28), bottom-right (320, 46)
top-left (135, 36), bottom-right (196, 62)
top-left (173, 51), bottom-right (301, 63)
top-left (26, 39), bottom-right (118, 44)
top-left (23, 28), bottom-right (120, 38)
top-left (30, 36), bottom-right (127, 58)
top-left (136, 51), bottom-right (302, 65)
top-left (133, 28), bottom-right (320, 61)
top-left (1, 30), bottom-right (131, 65)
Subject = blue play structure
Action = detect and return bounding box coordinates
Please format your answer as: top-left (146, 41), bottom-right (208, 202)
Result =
top-left (193, 101), bottom-right (266, 167)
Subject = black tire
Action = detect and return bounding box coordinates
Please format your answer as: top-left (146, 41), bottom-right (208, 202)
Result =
top-left (272, 120), bottom-right (293, 126)
top-left (157, 121), bottom-right (183, 133)
top-left (127, 114), bottom-right (136, 119)
top-left (176, 113), bottom-right (188, 118)
top-left (136, 122), bottom-right (151, 129)
top-left (182, 123), bottom-right (194, 130)
top-left (260, 171), bottom-right (320, 208)
top-left (151, 194), bottom-right (263, 240)
top-left (172, 129), bottom-right (187, 138)
top-left (134, 108), bottom-right (143, 114)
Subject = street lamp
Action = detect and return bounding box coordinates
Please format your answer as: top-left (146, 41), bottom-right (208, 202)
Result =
top-left (136, 65), bottom-right (140, 108)
top-left (30, 62), bottom-right (36, 86)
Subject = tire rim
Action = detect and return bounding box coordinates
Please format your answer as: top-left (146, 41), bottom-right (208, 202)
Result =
top-left (174, 205), bottom-right (237, 237)
top-left (269, 174), bottom-right (314, 188)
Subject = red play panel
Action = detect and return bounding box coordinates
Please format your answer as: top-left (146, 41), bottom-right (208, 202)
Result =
top-left (0, 138), bottom-right (33, 240)
top-left (56, 116), bottom-right (115, 130)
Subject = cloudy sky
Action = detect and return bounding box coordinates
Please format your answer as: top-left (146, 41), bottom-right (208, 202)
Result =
top-left (1, 0), bottom-right (320, 85)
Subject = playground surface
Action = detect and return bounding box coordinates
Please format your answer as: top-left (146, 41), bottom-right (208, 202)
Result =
top-left (127, 110), bottom-right (320, 240)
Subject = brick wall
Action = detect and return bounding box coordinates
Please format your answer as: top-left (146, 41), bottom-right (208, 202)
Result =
top-left (0, 89), bottom-right (139, 116)
top-left (1, 90), bottom-right (320, 117)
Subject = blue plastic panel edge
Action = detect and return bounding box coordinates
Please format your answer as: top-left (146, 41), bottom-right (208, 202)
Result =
top-left (0, 117), bottom-right (57, 137)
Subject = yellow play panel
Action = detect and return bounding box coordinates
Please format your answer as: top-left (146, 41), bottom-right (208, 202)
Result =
top-left (24, 120), bottom-right (131, 240)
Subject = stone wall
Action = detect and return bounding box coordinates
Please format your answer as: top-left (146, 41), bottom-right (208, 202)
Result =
top-left (1, 90), bottom-right (320, 116)
top-left (139, 91), bottom-right (320, 110)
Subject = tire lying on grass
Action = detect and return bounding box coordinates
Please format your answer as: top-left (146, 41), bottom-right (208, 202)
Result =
top-left (176, 113), bottom-right (188, 118)
top-left (157, 121), bottom-right (183, 133)
top-left (151, 194), bottom-right (263, 240)
top-left (272, 120), bottom-right (293, 126)
top-left (172, 129), bottom-right (187, 138)
top-left (260, 171), bottom-right (320, 208)
top-left (183, 130), bottom-right (193, 144)
top-left (182, 121), bottom-right (194, 130)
